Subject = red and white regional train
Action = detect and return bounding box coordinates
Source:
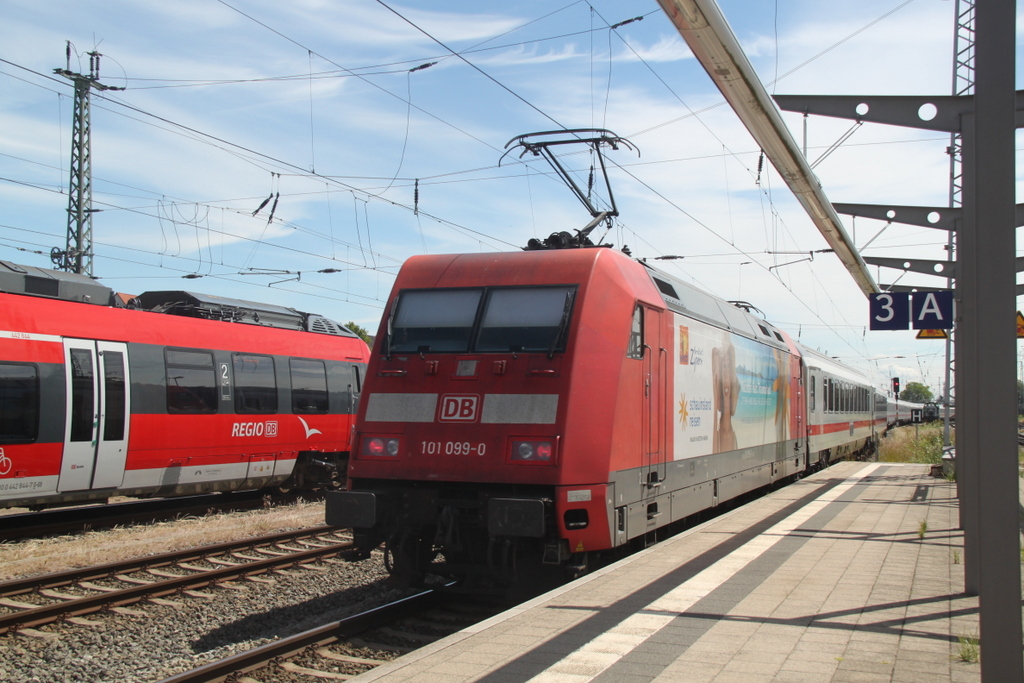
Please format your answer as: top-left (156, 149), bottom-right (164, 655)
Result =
top-left (0, 261), bottom-right (369, 510)
top-left (327, 242), bottom-right (917, 584)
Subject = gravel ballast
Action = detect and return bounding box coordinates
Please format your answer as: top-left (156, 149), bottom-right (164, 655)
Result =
top-left (0, 505), bottom-right (411, 683)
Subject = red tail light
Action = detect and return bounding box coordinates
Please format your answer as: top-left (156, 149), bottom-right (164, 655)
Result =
top-left (511, 440), bottom-right (555, 464)
top-left (362, 436), bottom-right (401, 457)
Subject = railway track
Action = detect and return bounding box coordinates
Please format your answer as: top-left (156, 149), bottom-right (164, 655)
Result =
top-left (157, 584), bottom-right (504, 683)
top-left (0, 525), bottom-right (351, 634)
top-left (0, 490), bottom-right (325, 542)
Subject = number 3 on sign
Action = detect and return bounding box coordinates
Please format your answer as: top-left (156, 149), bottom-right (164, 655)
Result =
top-left (869, 292), bottom-right (910, 330)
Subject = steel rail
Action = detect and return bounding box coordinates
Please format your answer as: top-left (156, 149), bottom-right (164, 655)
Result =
top-left (0, 525), bottom-right (343, 597)
top-left (156, 587), bottom-right (440, 683)
top-left (0, 490), bottom-right (323, 542)
top-left (0, 528), bottom-right (351, 632)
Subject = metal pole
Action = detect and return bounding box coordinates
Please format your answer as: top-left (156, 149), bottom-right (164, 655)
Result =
top-left (958, 0), bottom-right (1021, 678)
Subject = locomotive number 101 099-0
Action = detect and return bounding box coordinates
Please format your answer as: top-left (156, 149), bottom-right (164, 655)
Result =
top-left (421, 441), bottom-right (487, 456)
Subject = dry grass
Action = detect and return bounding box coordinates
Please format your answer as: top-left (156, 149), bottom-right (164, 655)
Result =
top-left (878, 424), bottom-right (950, 464)
top-left (0, 499), bottom-right (328, 581)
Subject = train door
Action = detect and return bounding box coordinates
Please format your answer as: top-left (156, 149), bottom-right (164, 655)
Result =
top-left (57, 339), bottom-right (131, 492)
top-left (642, 306), bottom-right (667, 489)
top-left (793, 359), bottom-right (807, 468)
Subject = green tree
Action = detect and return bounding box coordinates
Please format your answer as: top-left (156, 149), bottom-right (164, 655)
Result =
top-left (345, 321), bottom-right (374, 345)
top-left (899, 381), bottom-right (933, 403)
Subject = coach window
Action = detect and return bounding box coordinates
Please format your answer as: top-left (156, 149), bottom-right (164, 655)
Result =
top-left (291, 359), bottom-right (329, 414)
top-left (102, 351), bottom-right (127, 441)
top-left (0, 363), bottom-right (38, 443)
top-left (233, 353), bottom-right (277, 414)
top-left (627, 305), bottom-right (644, 359)
top-left (165, 349), bottom-right (217, 414)
top-left (810, 376), bottom-right (816, 412)
top-left (69, 349), bottom-right (95, 441)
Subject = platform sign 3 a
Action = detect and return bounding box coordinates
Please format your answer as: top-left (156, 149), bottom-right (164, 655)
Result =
top-left (869, 291), bottom-right (954, 331)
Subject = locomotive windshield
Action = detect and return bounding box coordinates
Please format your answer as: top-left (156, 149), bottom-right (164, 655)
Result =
top-left (389, 285), bottom-right (575, 354)
top-left (391, 289), bottom-right (483, 353)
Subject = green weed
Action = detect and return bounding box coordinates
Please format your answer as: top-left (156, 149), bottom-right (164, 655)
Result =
top-left (955, 632), bottom-right (979, 663)
top-left (917, 519), bottom-right (928, 540)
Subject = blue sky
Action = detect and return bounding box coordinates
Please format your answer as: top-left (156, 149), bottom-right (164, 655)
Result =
top-left (1, 0), bottom-right (1021, 394)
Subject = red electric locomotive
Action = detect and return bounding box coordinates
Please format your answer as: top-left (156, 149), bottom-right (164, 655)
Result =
top-left (326, 243), bottom-right (884, 585)
top-left (0, 261), bottom-right (369, 510)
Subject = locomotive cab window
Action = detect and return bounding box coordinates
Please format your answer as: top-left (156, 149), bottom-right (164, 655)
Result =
top-left (627, 305), bottom-right (644, 359)
top-left (0, 363), bottom-right (39, 443)
top-left (389, 285), bottom-right (577, 354)
top-left (390, 288), bottom-right (482, 353)
top-left (165, 349), bottom-right (217, 414)
top-left (233, 353), bottom-right (277, 414)
top-left (476, 286), bottom-right (575, 353)
top-left (290, 358), bottom-right (328, 414)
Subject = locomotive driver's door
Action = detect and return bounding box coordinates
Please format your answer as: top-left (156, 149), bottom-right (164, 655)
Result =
top-left (642, 306), bottom-right (667, 489)
top-left (57, 339), bottom-right (131, 492)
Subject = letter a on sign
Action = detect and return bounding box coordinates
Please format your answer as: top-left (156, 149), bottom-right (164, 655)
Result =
top-left (911, 291), bottom-right (953, 330)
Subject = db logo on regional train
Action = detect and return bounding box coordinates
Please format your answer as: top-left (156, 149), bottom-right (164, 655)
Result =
top-left (439, 395), bottom-right (479, 422)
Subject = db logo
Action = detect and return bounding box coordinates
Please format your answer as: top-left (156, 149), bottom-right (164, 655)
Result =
top-left (439, 395), bottom-right (479, 422)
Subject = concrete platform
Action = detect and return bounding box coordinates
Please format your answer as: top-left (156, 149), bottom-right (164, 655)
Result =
top-left (357, 462), bottom-right (983, 682)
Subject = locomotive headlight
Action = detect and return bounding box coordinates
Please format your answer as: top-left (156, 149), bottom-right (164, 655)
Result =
top-left (511, 440), bottom-right (554, 463)
top-left (362, 436), bottom-right (401, 457)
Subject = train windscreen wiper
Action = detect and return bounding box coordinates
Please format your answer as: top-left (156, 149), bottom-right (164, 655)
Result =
top-left (548, 290), bottom-right (575, 359)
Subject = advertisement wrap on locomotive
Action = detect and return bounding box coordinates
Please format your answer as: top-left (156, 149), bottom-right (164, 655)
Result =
top-left (0, 261), bottom-right (370, 510)
top-left (325, 243), bottom-right (894, 587)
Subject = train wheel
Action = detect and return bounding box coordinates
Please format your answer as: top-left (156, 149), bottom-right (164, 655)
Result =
top-left (564, 552), bottom-right (589, 581)
top-left (818, 449), bottom-right (831, 468)
top-left (384, 529), bottom-right (433, 587)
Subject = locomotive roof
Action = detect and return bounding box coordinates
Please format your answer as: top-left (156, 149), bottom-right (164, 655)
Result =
top-left (641, 260), bottom-right (790, 350)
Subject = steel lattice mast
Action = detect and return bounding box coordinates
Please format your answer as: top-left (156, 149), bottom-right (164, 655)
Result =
top-left (53, 45), bottom-right (123, 276)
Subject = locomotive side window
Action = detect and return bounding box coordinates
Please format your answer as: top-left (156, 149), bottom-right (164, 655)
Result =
top-left (165, 349), bottom-right (217, 414)
top-left (391, 289), bottom-right (482, 353)
top-left (290, 359), bottom-right (328, 414)
top-left (102, 351), bottom-right (127, 441)
top-left (69, 349), bottom-right (95, 441)
top-left (627, 305), bottom-right (644, 359)
top-left (233, 354), bottom-right (277, 414)
top-left (0, 363), bottom-right (38, 443)
top-left (476, 286), bottom-right (575, 353)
